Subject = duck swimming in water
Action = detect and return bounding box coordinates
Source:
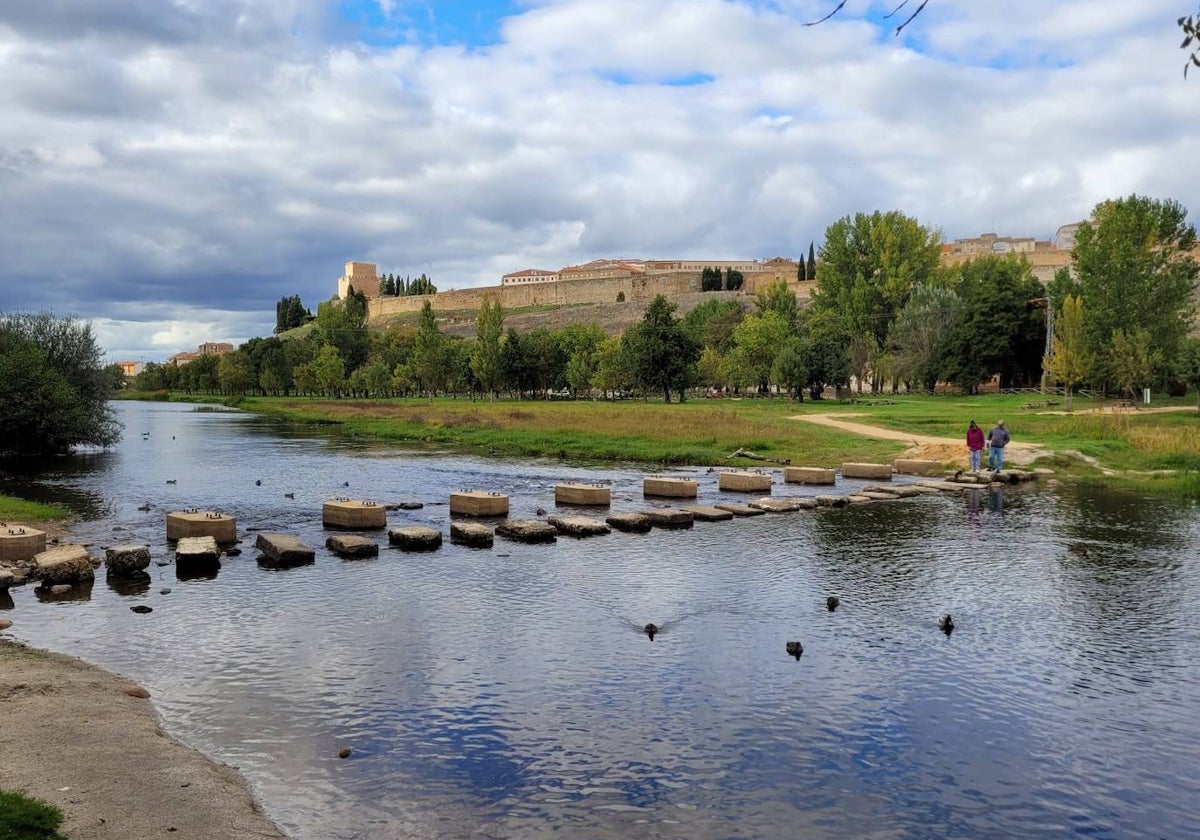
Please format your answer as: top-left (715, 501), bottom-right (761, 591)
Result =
top-left (1067, 544), bottom-right (1088, 556)
top-left (785, 641), bottom-right (803, 659)
top-left (826, 596), bottom-right (840, 612)
top-left (644, 623), bottom-right (659, 640)
top-left (939, 614), bottom-right (955, 634)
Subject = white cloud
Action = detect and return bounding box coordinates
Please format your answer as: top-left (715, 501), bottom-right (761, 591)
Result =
top-left (0, 0), bottom-right (1197, 360)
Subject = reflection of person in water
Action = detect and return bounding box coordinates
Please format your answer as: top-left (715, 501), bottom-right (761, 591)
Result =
top-left (967, 488), bottom-right (981, 526)
top-left (990, 487), bottom-right (1005, 514)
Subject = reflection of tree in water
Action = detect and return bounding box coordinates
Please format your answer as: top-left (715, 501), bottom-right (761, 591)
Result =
top-left (0, 451), bottom-right (114, 521)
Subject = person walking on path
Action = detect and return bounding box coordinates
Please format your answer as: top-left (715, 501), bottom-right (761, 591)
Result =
top-left (966, 420), bottom-right (985, 472)
top-left (987, 420), bottom-right (1010, 471)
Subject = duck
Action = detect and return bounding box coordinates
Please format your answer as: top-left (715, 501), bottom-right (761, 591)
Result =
top-left (136, 503), bottom-right (151, 512)
top-left (826, 596), bottom-right (840, 612)
top-left (643, 623), bottom-right (659, 640)
top-left (939, 614), bottom-right (955, 634)
top-left (1067, 544), bottom-right (1088, 557)
top-left (536, 507), bottom-right (547, 516)
top-left (342, 481), bottom-right (350, 487)
top-left (165, 479), bottom-right (177, 485)
top-left (283, 492), bottom-right (295, 500)
top-left (255, 479), bottom-right (262, 486)
top-left (785, 641), bottom-right (803, 660)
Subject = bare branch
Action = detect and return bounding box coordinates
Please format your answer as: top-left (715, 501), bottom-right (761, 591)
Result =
top-left (893, 0), bottom-right (930, 35)
top-left (884, 0), bottom-right (914, 20)
top-left (804, 0), bottom-right (848, 27)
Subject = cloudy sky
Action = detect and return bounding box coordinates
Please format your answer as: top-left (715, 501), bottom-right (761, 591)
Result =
top-left (1, 1), bottom-right (1196, 362)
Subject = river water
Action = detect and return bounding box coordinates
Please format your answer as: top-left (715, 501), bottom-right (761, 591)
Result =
top-left (3, 401), bottom-right (1200, 839)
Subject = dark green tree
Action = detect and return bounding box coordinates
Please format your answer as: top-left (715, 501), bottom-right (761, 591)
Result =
top-left (623, 295), bottom-right (700, 402)
top-left (681, 298), bottom-right (744, 354)
top-left (274, 295), bottom-right (310, 334)
top-left (807, 241), bottom-right (817, 280)
top-left (0, 314), bottom-right (121, 454)
top-left (411, 300), bottom-right (449, 395)
top-left (700, 266), bottom-right (723, 292)
top-left (724, 268), bottom-right (745, 291)
top-left (315, 290), bottom-right (370, 374)
top-left (754, 279), bottom-right (800, 330)
top-left (797, 255), bottom-right (806, 283)
top-left (798, 308), bottom-right (851, 399)
top-left (471, 295), bottom-right (506, 399)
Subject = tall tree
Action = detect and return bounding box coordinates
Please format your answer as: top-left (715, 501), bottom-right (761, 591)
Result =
top-left (681, 298), bottom-right (744, 354)
top-left (471, 296), bottom-right (505, 399)
top-left (810, 210), bottom-right (942, 352)
top-left (1180, 337), bottom-right (1200, 408)
top-left (1043, 295), bottom-right (1090, 410)
top-left (724, 268), bottom-right (745, 291)
top-left (798, 308), bottom-right (851, 399)
top-left (888, 283), bottom-right (962, 393)
top-left (730, 310), bottom-right (790, 392)
top-left (807, 242), bottom-right (817, 281)
top-left (274, 295), bottom-right (309, 334)
top-left (623, 295), bottom-right (700, 402)
top-left (1109, 329), bottom-right (1160, 399)
top-left (1073, 195), bottom-right (1199, 391)
top-left (314, 292), bottom-right (370, 374)
top-left (411, 300), bottom-right (448, 395)
top-left (701, 266), bottom-right (723, 292)
top-left (754, 279), bottom-right (800, 330)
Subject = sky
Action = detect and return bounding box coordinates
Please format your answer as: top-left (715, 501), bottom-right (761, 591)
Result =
top-left (1, 0), bottom-right (1197, 362)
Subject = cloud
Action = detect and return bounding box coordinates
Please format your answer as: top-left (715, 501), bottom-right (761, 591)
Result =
top-left (0, 0), bottom-right (1196, 361)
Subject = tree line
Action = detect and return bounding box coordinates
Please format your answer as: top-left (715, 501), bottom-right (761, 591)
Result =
top-left (136, 193), bottom-right (1199, 405)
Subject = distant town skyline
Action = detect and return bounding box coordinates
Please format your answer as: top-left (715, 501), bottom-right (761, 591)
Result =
top-left (1, 1), bottom-right (1195, 362)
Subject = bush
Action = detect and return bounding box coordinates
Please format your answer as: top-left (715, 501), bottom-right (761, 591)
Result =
top-left (0, 789), bottom-right (67, 839)
top-left (0, 313), bottom-right (121, 455)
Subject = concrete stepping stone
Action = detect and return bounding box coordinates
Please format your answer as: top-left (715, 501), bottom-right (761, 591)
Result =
top-left (325, 535), bottom-right (379, 559)
top-left (681, 505), bottom-right (734, 522)
top-left (0, 525), bottom-right (46, 565)
top-left (450, 522), bottom-right (494, 548)
top-left (718, 471), bottom-right (772, 493)
top-left (323, 498), bottom-right (387, 530)
top-left (841, 463), bottom-right (893, 480)
top-left (105, 544), bottom-right (151, 576)
top-left (255, 533), bottom-right (316, 568)
top-left (389, 526), bottom-right (444, 551)
top-left (34, 545), bottom-right (95, 584)
top-left (548, 515), bottom-right (611, 537)
top-left (554, 483), bottom-right (611, 506)
top-left (643, 477), bottom-right (698, 498)
top-left (176, 536), bottom-right (221, 568)
top-left (783, 467), bottom-right (836, 485)
top-left (605, 512), bottom-right (653, 533)
top-left (893, 458), bottom-right (942, 475)
top-left (496, 520), bottom-right (557, 543)
top-left (166, 510), bottom-right (237, 544)
top-left (642, 508), bottom-right (694, 529)
top-left (450, 491), bottom-right (509, 516)
top-left (713, 502), bottom-right (766, 517)
top-left (815, 495), bottom-right (851, 507)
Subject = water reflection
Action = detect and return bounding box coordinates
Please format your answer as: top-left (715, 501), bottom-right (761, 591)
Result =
top-left (35, 579), bottom-right (94, 603)
top-left (2, 402), bottom-right (1199, 840)
top-left (106, 572), bottom-right (151, 597)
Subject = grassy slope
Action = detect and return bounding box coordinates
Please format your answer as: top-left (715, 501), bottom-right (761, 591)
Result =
top-left (0, 495), bottom-right (67, 523)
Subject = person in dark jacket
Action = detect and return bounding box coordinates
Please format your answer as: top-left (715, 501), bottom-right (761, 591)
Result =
top-left (966, 420), bottom-right (985, 472)
top-left (986, 420), bottom-right (1010, 471)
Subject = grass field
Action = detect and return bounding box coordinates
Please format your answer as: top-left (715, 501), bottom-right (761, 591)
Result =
top-left (0, 495), bottom-right (67, 523)
top-left (0, 789), bottom-right (66, 840)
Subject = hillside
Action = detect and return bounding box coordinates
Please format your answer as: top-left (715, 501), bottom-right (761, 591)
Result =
top-left (370, 290), bottom-right (751, 338)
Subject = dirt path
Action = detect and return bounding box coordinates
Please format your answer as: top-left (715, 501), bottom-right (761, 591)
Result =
top-left (791, 413), bottom-right (1046, 466)
top-left (0, 639), bottom-right (289, 840)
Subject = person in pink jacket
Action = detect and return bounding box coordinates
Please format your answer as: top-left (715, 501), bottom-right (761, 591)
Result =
top-left (966, 420), bottom-right (985, 472)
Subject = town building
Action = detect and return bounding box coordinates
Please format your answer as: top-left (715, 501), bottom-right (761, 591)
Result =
top-left (168, 342), bottom-right (235, 366)
top-left (501, 269), bottom-right (561, 286)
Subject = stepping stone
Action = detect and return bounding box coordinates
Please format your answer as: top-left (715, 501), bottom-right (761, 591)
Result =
top-left (323, 498), bottom-right (387, 530)
top-left (681, 505), bottom-right (734, 522)
top-left (166, 510), bottom-right (237, 544)
top-left (34, 545), bottom-right (95, 584)
top-left (450, 491), bottom-right (509, 516)
top-left (255, 533), bottom-right (316, 568)
top-left (642, 508), bottom-right (694, 529)
top-left (548, 515), bottom-right (611, 537)
top-left (815, 495), bottom-right (851, 507)
top-left (860, 491), bottom-right (900, 501)
top-left (388, 526), bottom-right (444, 551)
top-left (749, 498), bottom-right (802, 513)
top-left (450, 522), bottom-right (494, 548)
top-left (606, 512), bottom-right (653, 533)
top-left (496, 520), bottom-right (557, 543)
top-left (554, 483), bottom-right (611, 506)
top-left (841, 463), bottom-right (893, 480)
top-left (783, 467), bottom-right (836, 485)
top-left (325, 535), bottom-right (379, 559)
top-left (718, 471), bottom-right (772, 493)
top-left (0, 569), bottom-right (16, 591)
top-left (0, 525), bottom-right (46, 565)
top-left (847, 495), bottom-right (873, 504)
top-left (176, 536), bottom-right (221, 568)
top-left (892, 458), bottom-right (942, 476)
top-left (713, 502), bottom-right (766, 517)
top-left (879, 485), bottom-right (922, 498)
top-left (643, 477), bottom-right (698, 498)
top-left (105, 544), bottom-right (151, 576)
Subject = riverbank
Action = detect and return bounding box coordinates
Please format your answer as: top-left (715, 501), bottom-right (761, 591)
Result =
top-left (0, 639), bottom-right (289, 840)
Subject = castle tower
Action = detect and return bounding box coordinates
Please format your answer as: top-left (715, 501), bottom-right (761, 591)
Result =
top-left (337, 261), bottom-right (380, 299)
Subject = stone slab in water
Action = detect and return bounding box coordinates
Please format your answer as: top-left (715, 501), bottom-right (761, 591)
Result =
top-left (322, 499), bottom-right (387, 530)
top-left (255, 533), bottom-right (316, 568)
top-left (0, 525), bottom-right (47, 565)
top-left (548, 515), bottom-right (611, 537)
top-left (917, 480), bottom-right (975, 493)
top-left (34, 545), bottom-right (95, 585)
top-left (605, 512), bottom-right (653, 533)
top-left (105, 544), bottom-right (151, 576)
top-left (325, 535), bottom-right (379, 559)
top-left (783, 467), bottom-right (836, 485)
top-left (713, 503), bottom-right (766, 517)
top-left (176, 536), bottom-right (221, 566)
top-left (872, 485), bottom-right (922, 498)
top-left (642, 508), bottom-right (694, 529)
top-left (554, 483), bottom-right (611, 507)
top-left (496, 520), bottom-right (558, 543)
top-left (166, 510), bottom-right (237, 544)
top-left (859, 491), bottom-right (900, 501)
top-left (841, 463), bottom-right (893, 480)
top-left (718, 471), bottom-right (773, 493)
top-left (749, 498), bottom-right (802, 513)
top-left (389, 526), bottom-right (444, 551)
top-left (643, 477), bottom-right (698, 498)
top-left (816, 495), bottom-right (851, 507)
top-left (450, 491), bottom-right (509, 517)
top-left (893, 458), bottom-right (943, 476)
top-left (450, 522), bottom-right (494, 548)
top-left (682, 505), bottom-right (735, 522)
top-left (847, 494), bottom-right (872, 504)
top-left (0, 569), bottom-right (16, 591)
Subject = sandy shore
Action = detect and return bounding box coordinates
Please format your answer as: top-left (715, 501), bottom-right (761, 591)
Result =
top-left (0, 637), bottom-right (289, 840)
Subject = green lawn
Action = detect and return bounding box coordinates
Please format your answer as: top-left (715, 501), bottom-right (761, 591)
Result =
top-left (0, 495), bottom-right (66, 523)
top-left (0, 789), bottom-right (66, 840)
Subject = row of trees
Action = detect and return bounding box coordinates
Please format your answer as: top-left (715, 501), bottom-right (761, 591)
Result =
top-left (378, 273), bottom-right (436, 297)
top-left (700, 266), bottom-right (745, 292)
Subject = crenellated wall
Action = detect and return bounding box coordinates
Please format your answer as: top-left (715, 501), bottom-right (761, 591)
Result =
top-left (367, 271), bottom-right (814, 324)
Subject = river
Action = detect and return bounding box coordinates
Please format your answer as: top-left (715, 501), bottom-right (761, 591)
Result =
top-left (3, 401), bottom-right (1199, 839)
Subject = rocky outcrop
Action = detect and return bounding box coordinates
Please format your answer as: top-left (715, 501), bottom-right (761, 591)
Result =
top-left (450, 522), bottom-right (494, 548)
top-left (388, 526), bottom-right (444, 551)
top-left (548, 515), bottom-right (611, 537)
top-left (105, 544), bottom-right (152, 576)
top-left (34, 545), bottom-right (95, 585)
top-left (325, 535), bottom-right (379, 559)
top-left (255, 533), bottom-right (316, 568)
top-left (605, 512), bottom-right (653, 533)
top-left (496, 520), bottom-right (557, 543)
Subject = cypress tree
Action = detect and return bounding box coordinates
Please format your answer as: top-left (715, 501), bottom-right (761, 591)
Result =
top-left (807, 242), bottom-right (817, 280)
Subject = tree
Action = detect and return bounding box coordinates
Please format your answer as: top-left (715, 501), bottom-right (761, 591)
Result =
top-left (701, 266), bottom-right (723, 292)
top-left (773, 337), bottom-right (809, 400)
top-left (810, 210), bottom-right (942, 357)
top-left (411, 301), bottom-right (448, 395)
top-left (696, 346), bottom-right (728, 390)
top-left (315, 291), bottom-right (370, 373)
top-left (1073, 195), bottom-right (1198, 391)
top-left (274, 295), bottom-right (310, 334)
top-left (941, 255), bottom-right (1046, 393)
top-left (797, 255), bottom-right (806, 283)
top-left (1180, 337), bottom-right (1200, 408)
top-left (217, 350), bottom-right (257, 394)
top-left (471, 296), bottom-right (505, 399)
top-left (591, 337), bottom-right (635, 398)
top-left (681, 298), bottom-right (744, 354)
top-left (103, 363), bottom-right (128, 392)
top-left (754, 279), bottom-right (800, 330)
top-left (0, 313), bottom-right (121, 454)
top-left (1110, 329), bottom-right (1160, 399)
top-left (623, 295), bottom-right (700, 402)
top-left (724, 268), bottom-right (745, 291)
top-left (799, 308), bottom-right (851, 399)
top-left (1043, 295), bottom-right (1090, 410)
top-left (888, 283), bottom-right (962, 393)
top-left (847, 333), bottom-right (878, 394)
top-left (807, 242), bottom-right (817, 281)
top-left (729, 310), bottom-right (790, 392)
top-left (311, 344), bottom-right (346, 396)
